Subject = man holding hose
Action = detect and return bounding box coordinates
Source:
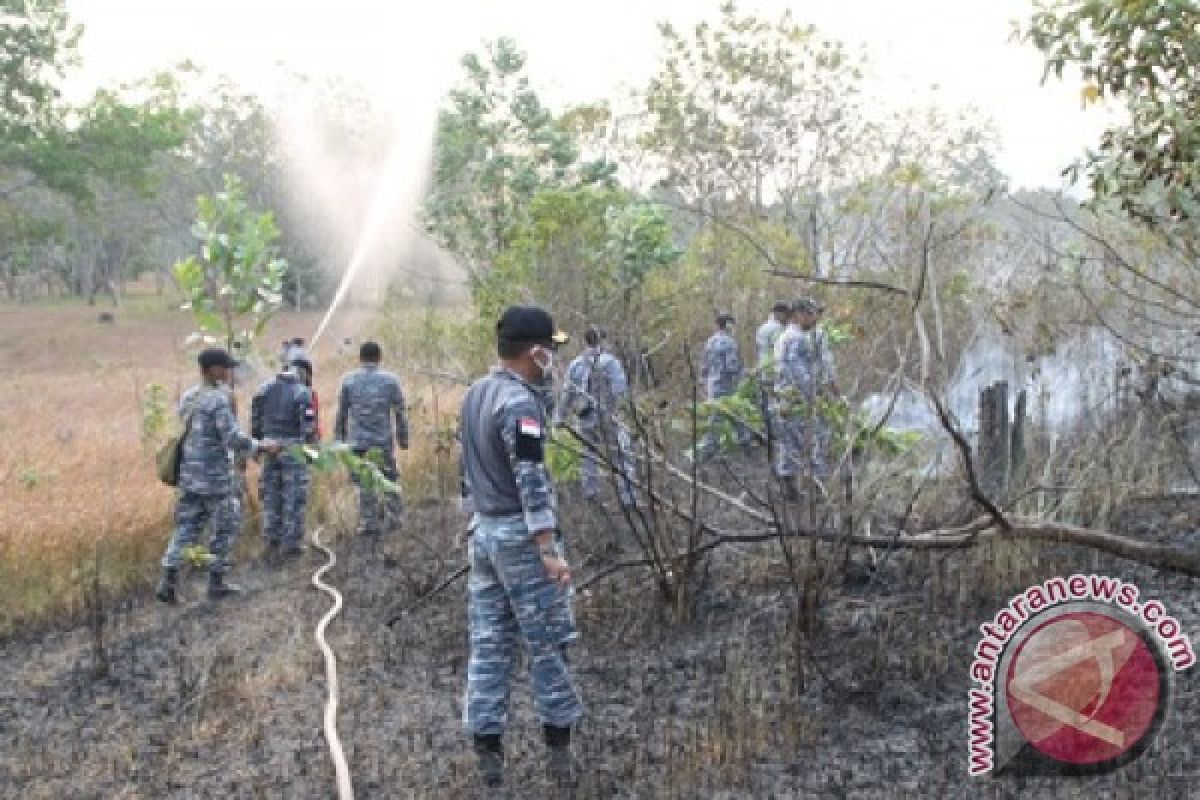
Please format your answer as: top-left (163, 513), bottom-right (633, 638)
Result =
top-left (459, 305), bottom-right (583, 793)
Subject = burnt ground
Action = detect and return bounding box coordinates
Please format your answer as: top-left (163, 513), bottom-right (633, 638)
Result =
top-left (1, 472), bottom-right (1197, 799)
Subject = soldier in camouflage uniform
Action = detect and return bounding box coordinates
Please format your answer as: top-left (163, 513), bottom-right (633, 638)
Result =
top-left (755, 302), bottom-right (791, 445)
top-left (460, 306), bottom-right (582, 792)
top-left (334, 341), bottom-right (409, 535)
top-left (756, 302), bottom-right (790, 376)
top-left (697, 312), bottom-right (753, 460)
top-left (156, 348), bottom-right (280, 604)
top-left (252, 352), bottom-right (317, 558)
top-left (559, 326), bottom-right (638, 507)
top-left (773, 298), bottom-right (840, 491)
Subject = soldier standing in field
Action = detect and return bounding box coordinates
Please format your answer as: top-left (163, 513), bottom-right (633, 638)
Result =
top-left (559, 326), bottom-right (638, 508)
top-left (697, 312), bottom-right (752, 460)
top-left (252, 351), bottom-right (317, 559)
top-left (773, 297), bottom-right (841, 497)
top-left (334, 341), bottom-right (409, 535)
top-left (156, 348), bottom-right (280, 604)
top-left (460, 306), bottom-right (582, 792)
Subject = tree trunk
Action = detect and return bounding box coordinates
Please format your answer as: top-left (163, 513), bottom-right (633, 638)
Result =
top-left (979, 381), bottom-right (1011, 500)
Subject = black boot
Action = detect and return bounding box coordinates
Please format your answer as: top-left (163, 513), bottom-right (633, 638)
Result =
top-left (544, 725), bottom-right (577, 788)
top-left (207, 569), bottom-right (243, 600)
top-left (472, 735), bottom-right (505, 790)
top-left (779, 476), bottom-right (800, 502)
top-left (155, 567), bottom-right (178, 604)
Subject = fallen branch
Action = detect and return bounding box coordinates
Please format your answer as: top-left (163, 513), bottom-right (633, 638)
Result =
top-left (565, 423), bottom-right (1200, 580)
top-left (385, 564), bottom-right (467, 626)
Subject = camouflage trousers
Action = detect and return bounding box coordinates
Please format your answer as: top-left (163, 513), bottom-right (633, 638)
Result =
top-left (580, 421), bottom-right (638, 507)
top-left (351, 447), bottom-right (403, 534)
top-left (464, 515), bottom-right (583, 735)
top-left (259, 451), bottom-right (310, 546)
top-left (161, 492), bottom-right (241, 572)
top-left (774, 412), bottom-right (831, 479)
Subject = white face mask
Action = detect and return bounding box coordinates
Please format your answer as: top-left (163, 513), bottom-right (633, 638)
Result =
top-left (532, 347), bottom-right (555, 379)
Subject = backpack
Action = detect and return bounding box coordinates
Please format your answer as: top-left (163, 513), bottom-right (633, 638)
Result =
top-left (156, 410), bottom-right (196, 487)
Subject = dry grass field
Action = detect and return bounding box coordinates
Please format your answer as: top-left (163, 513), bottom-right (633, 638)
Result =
top-left (0, 296), bottom-right (456, 637)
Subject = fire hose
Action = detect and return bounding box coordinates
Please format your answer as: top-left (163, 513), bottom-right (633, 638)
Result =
top-left (312, 527), bottom-right (355, 799)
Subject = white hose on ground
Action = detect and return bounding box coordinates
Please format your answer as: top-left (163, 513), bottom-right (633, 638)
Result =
top-left (312, 527), bottom-right (355, 799)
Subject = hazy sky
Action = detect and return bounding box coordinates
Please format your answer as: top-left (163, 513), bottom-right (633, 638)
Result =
top-left (67, 0), bottom-right (1114, 189)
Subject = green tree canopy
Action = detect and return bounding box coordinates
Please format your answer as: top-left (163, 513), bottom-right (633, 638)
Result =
top-left (423, 37), bottom-right (616, 279)
top-left (1023, 0), bottom-right (1200, 223)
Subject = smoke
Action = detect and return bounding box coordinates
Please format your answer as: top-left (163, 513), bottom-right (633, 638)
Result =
top-left (864, 325), bottom-right (1127, 451)
top-left (262, 30), bottom-right (469, 348)
top-left (73, 1), bottom-right (484, 346)
top-left (273, 86), bottom-right (465, 349)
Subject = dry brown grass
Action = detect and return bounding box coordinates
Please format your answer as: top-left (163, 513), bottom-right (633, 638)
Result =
top-left (0, 298), bottom-right (454, 636)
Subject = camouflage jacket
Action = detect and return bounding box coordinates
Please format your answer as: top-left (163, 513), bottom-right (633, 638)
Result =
top-left (562, 348), bottom-right (628, 426)
top-left (702, 330), bottom-right (743, 399)
top-left (251, 372), bottom-right (316, 445)
top-left (459, 368), bottom-right (556, 534)
top-left (755, 317), bottom-right (784, 372)
top-left (177, 383), bottom-right (258, 496)
top-left (334, 365), bottom-right (409, 450)
top-left (774, 325), bottom-right (836, 400)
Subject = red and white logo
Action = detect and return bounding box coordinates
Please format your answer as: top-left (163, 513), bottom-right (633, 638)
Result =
top-left (967, 576), bottom-right (1191, 777)
top-left (1005, 610), bottom-right (1162, 767)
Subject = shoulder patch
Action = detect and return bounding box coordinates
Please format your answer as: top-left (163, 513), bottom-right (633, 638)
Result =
top-left (514, 416), bottom-right (545, 462)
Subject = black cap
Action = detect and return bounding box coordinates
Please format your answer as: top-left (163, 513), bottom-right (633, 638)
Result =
top-left (289, 355), bottom-right (313, 373)
top-left (772, 301), bottom-right (791, 314)
top-left (793, 297), bottom-right (820, 313)
top-left (198, 347), bottom-right (238, 369)
top-left (717, 312), bottom-right (735, 327)
top-left (497, 306), bottom-right (569, 349)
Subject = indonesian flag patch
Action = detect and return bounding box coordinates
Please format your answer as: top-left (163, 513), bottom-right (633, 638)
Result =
top-left (519, 417), bottom-right (543, 438)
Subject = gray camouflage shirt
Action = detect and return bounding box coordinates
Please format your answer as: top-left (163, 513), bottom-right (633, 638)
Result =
top-left (251, 372), bottom-right (316, 444)
top-left (755, 317), bottom-right (784, 371)
top-left (774, 325), bottom-right (837, 400)
top-left (459, 368), bottom-right (556, 533)
top-left (334, 364), bottom-right (409, 450)
top-left (702, 330), bottom-right (743, 399)
top-left (562, 347), bottom-right (628, 426)
top-left (177, 383), bottom-right (258, 496)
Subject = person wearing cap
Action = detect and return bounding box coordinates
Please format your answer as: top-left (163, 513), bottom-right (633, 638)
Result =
top-left (559, 326), bottom-right (638, 508)
top-left (282, 337), bottom-right (307, 368)
top-left (252, 352), bottom-right (317, 559)
top-left (156, 348), bottom-right (281, 604)
top-left (334, 341), bottom-right (409, 535)
top-left (772, 297), bottom-right (840, 493)
top-left (697, 312), bottom-right (753, 460)
top-left (459, 305), bottom-right (583, 791)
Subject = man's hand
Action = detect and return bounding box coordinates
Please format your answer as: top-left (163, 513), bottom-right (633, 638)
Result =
top-left (534, 529), bottom-right (571, 587)
top-left (261, 438), bottom-right (282, 456)
top-left (541, 552), bottom-right (572, 588)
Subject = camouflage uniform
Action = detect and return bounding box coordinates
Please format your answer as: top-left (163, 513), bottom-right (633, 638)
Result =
top-left (460, 368), bottom-right (584, 736)
top-left (334, 364), bottom-right (408, 534)
top-left (252, 372), bottom-right (316, 548)
top-left (755, 316), bottom-right (784, 374)
top-left (773, 324), bottom-right (837, 478)
top-left (697, 329), bottom-right (752, 458)
top-left (755, 315), bottom-right (785, 443)
top-left (561, 347), bottom-right (638, 506)
top-left (161, 384), bottom-right (260, 574)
